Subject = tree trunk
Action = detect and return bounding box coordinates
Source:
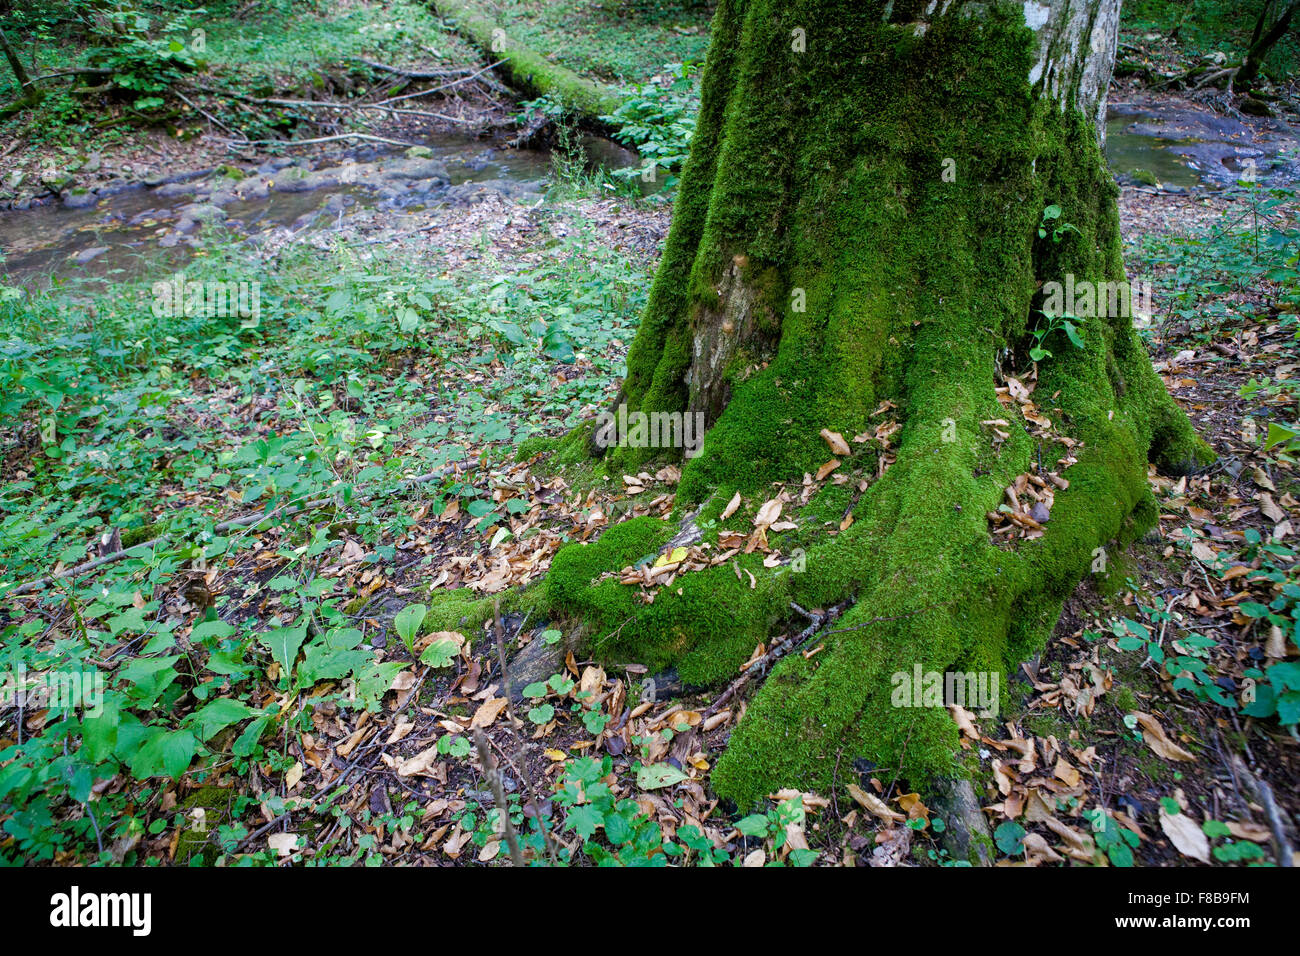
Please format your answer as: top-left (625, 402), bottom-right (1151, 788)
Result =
top-left (544, 0), bottom-right (1212, 817)
top-left (1237, 0), bottom-right (1299, 89)
top-left (0, 24), bottom-right (33, 91)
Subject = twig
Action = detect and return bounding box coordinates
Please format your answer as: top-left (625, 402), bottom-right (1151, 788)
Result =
top-left (373, 60), bottom-right (509, 105)
top-left (173, 89), bottom-right (246, 141)
top-left (353, 58), bottom-right (473, 80)
top-left (473, 729), bottom-right (525, 866)
top-left (234, 811), bottom-right (292, 853)
top-left (220, 132), bottom-right (430, 150)
top-left (704, 601), bottom-right (845, 716)
top-left (491, 599), bottom-right (559, 865)
top-left (821, 600), bottom-right (947, 637)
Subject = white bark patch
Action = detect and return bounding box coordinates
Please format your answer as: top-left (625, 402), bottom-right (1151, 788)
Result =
top-left (1023, 1), bottom-right (1051, 30)
top-left (1023, 0), bottom-right (1119, 141)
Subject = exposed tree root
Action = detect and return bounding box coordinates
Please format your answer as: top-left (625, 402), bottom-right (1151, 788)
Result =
top-left (537, 1), bottom-right (1214, 816)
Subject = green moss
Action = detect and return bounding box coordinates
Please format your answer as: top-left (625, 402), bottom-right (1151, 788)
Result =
top-left (516, 432), bottom-right (561, 462)
top-left (176, 786), bottom-right (233, 864)
top-left (545, 517), bottom-right (788, 682)
top-left (421, 587), bottom-right (496, 634)
top-left (120, 522), bottom-right (162, 547)
top-left (434, 0), bottom-right (622, 123)
top-left (1113, 685), bottom-right (1140, 712)
top-left (1094, 549), bottom-right (1136, 598)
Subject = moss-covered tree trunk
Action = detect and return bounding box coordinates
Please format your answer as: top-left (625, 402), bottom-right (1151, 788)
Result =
top-left (545, 0), bottom-right (1212, 812)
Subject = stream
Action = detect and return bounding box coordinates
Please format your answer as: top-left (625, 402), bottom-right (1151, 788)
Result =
top-left (1, 98), bottom-right (1297, 289)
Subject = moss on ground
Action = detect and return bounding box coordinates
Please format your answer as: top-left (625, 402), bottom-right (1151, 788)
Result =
top-left (481, 0), bottom-right (713, 84)
top-left (420, 587), bottom-right (497, 635)
top-left (176, 786), bottom-right (234, 865)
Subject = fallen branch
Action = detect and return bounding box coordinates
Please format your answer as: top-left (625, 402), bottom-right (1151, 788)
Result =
top-left (432, 0), bottom-right (622, 129)
top-left (373, 59), bottom-right (510, 106)
top-left (491, 599), bottom-right (560, 865)
top-left (188, 86), bottom-right (470, 123)
top-left (703, 602), bottom-right (846, 716)
top-left (217, 131), bottom-right (430, 150)
top-left (352, 58), bottom-right (476, 80)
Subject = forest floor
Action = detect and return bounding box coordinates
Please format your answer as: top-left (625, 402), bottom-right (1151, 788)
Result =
top-left (0, 1), bottom-right (1297, 867)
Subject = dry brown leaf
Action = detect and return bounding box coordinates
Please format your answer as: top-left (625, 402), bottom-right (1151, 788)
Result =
top-left (820, 428), bottom-right (852, 456)
top-left (1132, 712), bottom-right (1196, 762)
top-left (948, 703), bottom-right (980, 739)
top-left (397, 746), bottom-right (440, 777)
top-left (897, 792), bottom-right (929, 821)
top-left (847, 783), bottom-right (905, 822)
top-left (1159, 807), bottom-right (1210, 863)
top-left (1023, 832), bottom-right (1064, 866)
top-left (1226, 820), bottom-right (1272, 842)
top-left (1053, 756), bottom-right (1081, 788)
top-left (720, 491), bottom-right (742, 521)
top-left (1267, 624), bottom-right (1287, 658)
top-left (470, 697), bottom-right (509, 729)
top-left (386, 716), bottom-right (415, 745)
top-left (754, 498), bottom-right (783, 529)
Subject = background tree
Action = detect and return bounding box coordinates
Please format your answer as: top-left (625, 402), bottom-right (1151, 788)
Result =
top-left (543, 0), bottom-right (1212, 821)
top-left (1237, 0), bottom-right (1300, 87)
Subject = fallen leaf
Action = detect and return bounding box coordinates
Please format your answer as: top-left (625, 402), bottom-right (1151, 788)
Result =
top-left (820, 428), bottom-right (851, 456)
top-left (753, 498), bottom-right (783, 529)
top-left (847, 783), bottom-right (904, 822)
top-left (397, 746), bottom-right (440, 777)
top-left (471, 697), bottom-right (509, 729)
top-left (637, 762), bottom-right (688, 790)
top-left (267, 833), bottom-right (300, 857)
top-left (1160, 807), bottom-right (1210, 863)
top-left (1132, 712), bottom-right (1196, 762)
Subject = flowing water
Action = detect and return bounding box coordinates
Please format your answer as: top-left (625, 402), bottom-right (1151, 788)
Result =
top-left (1105, 99), bottom-right (1300, 191)
top-left (1, 103), bottom-right (1296, 289)
top-left (0, 134), bottom-right (563, 288)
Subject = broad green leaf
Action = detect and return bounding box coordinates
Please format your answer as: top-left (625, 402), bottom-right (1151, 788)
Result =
top-left (260, 625), bottom-right (309, 677)
top-left (393, 604), bottom-right (427, 652)
top-left (636, 762), bottom-right (688, 790)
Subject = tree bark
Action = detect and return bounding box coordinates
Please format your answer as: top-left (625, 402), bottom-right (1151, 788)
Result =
top-left (0, 24), bottom-right (33, 91)
top-left (1237, 0), bottom-right (1299, 88)
top-left (543, 0), bottom-right (1212, 818)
